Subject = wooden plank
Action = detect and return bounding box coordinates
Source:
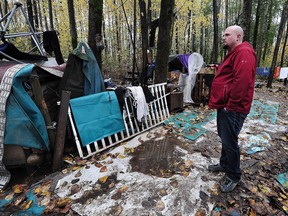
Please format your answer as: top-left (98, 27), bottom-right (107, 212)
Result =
top-left (52, 90), bottom-right (71, 172)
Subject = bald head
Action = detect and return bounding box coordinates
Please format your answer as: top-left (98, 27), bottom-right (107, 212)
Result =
top-left (222, 25), bottom-right (244, 52)
top-left (226, 25), bottom-right (244, 41)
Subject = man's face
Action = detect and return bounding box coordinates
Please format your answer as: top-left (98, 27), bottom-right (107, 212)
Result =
top-left (222, 28), bottom-right (238, 50)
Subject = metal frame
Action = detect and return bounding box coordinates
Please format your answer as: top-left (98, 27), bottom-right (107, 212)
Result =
top-left (68, 83), bottom-right (170, 159)
top-left (0, 2), bottom-right (45, 56)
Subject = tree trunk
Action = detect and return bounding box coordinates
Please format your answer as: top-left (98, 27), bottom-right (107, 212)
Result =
top-left (280, 22), bottom-right (288, 67)
top-left (241, 0), bottom-right (252, 42)
top-left (185, 9), bottom-right (191, 53)
top-left (26, 0), bottom-right (35, 31)
top-left (256, 0), bottom-right (269, 66)
top-left (262, 0), bottom-right (273, 63)
top-left (43, 0), bottom-right (48, 30)
top-left (37, 1), bottom-right (43, 30)
top-left (175, 26), bottom-right (179, 54)
top-left (139, 0), bottom-right (149, 85)
top-left (191, 17), bottom-right (196, 52)
top-left (3, 0), bottom-right (8, 16)
top-left (253, 0), bottom-right (261, 49)
top-left (33, 0), bottom-right (39, 30)
top-left (155, 0), bottom-right (175, 84)
top-left (132, 0), bottom-right (137, 84)
top-left (88, 0), bottom-right (104, 70)
top-left (225, 0), bottom-right (228, 28)
top-left (48, 0), bottom-right (54, 30)
top-left (211, 0), bottom-right (219, 64)
top-left (67, 0), bottom-right (78, 49)
top-left (113, 0), bottom-right (120, 63)
top-left (200, 22), bottom-right (204, 55)
top-left (267, 0), bottom-right (288, 87)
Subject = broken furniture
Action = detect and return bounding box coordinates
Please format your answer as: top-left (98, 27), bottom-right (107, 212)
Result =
top-left (68, 83), bottom-right (170, 159)
top-left (191, 67), bottom-right (215, 104)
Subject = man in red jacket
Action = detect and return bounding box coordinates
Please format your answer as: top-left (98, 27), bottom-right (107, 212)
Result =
top-left (208, 25), bottom-right (256, 193)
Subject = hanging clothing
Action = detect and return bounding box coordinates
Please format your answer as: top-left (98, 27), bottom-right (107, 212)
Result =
top-left (0, 42), bottom-right (47, 61)
top-left (59, 42), bottom-right (106, 98)
top-left (43, 31), bottom-right (65, 65)
top-left (127, 86), bottom-right (149, 122)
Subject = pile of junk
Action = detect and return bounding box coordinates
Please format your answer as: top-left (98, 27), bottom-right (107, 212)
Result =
top-left (0, 2), bottom-right (170, 190)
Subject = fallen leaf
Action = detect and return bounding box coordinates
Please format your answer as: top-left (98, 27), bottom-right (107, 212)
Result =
top-left (72, 165), bottom-right (81, 171)
top-left (119, 185), bottom-right (129, 193)
top-left (75, 171), bottom-right (82, 178)
top-left (110, 205), bottom-right (123, 216)
top-left (95, 163), bottom-right (103, 168)
top-left (99, 175), bottom-right (109, 183)
top-left (195, 209), bottom-right (206, 216)
top-left (12, 184), bottom-right (27, 194)
top-left (5, 192), bottom-right (14, 201)
top-left (44, 199), bottom-right (57, 213)
top-left (178, 164), bottom-right (185, 171)
top-left (111, 191), bottom-right (122, 200)
top-left (249, 208), bottom-right (256, 216)
top-left (117, 154), bottom-right (125, 159)
top-left (100, 166), bottom-right (108, 172)
top-left (170, 179), bottom-right (178, 187)
top-left (155, 200), bottom-right (165, 211)
top-left (13, 193), bottom-right (26, 206)
top-left (70, 184), bottom-right (81, 195)
top-left (20, 199), bottom-right (32, 210)
top-left (56, 197), bottom-right (72, 208)
top-left (182, 171), bottom-right (189, 177)
top-left (40, 195), bottom-right (51, 206)
top-left (159, 189), bottom-right (167, 196)
top-left (109, 182), bottom-right (115, 189)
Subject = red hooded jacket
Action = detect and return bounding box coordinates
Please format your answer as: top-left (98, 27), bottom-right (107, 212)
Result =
top-left (208, 42), bottom-right (256, 114)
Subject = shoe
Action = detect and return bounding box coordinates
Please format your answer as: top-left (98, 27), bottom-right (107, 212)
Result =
top-left (220, 175), bottom-right (240, 193)
top-left (208, 164), bottom-right (225, 172)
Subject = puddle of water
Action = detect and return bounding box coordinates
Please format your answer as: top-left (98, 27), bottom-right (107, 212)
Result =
top-left (129, 137), bottom-right (187, 178)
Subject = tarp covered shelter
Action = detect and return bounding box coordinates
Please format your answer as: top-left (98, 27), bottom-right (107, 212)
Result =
top-left (168, 54), bottom-right (191, 72)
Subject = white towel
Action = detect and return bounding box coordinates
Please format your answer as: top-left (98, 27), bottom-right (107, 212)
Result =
top-left (127, 86), bottom-right (149, 122)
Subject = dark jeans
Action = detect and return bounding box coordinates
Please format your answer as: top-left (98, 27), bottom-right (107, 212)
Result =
top-left (217, 108), bottom-right (247, 181)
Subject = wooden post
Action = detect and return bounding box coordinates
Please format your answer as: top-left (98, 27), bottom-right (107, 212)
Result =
top-left (52, 90), bottom-right (71, 172)
top-left (30, 73), bottom-right (56, 148)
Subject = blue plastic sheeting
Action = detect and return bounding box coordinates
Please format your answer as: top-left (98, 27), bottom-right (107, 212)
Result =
top-left (163, 111), bottom-right (216, 141)
top-left (276, 172), bottom-right (288, 189)
top-left (256, 67), bottom-right (264, 75)
top-left (4, 64), bottom-right (49, 150)
top-left (256, 67), bottom-right (270, 76)
top-left (248, 100), bottom-right (279, 124)
top-left (70, 91), bottom-right (125, 146)
top-left (0, 189), bottom-right (45, 215)
top-left (247, 146), bottom-right (266, 154)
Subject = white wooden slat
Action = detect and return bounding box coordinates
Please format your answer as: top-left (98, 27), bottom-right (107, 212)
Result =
top-left (70, 83), bottom-right (169, 159)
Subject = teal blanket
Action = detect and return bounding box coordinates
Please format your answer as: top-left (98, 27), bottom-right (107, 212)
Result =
top-left (70, 91), bottom-right (125, 146)
top-left (4, 64), bottom-right (49, 150)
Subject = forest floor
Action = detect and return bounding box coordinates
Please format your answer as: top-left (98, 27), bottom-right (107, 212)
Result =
top-left (0, 77), bottom-right (287, 215)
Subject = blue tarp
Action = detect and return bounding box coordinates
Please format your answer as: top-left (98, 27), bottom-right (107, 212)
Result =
top-left (70, 91), bottom-right (125, 146)
top-left (4, 64), bottom-right (49, 150)
top-left (248, 100), bottom-right (279, 124)
top-left (256, 67), bottom-right (270, 76)
top-left (163, 111), bottom-right (216, 140)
